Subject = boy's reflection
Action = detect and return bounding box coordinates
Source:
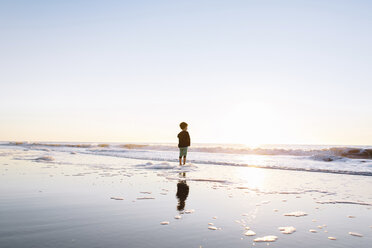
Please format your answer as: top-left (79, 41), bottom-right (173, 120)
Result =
top-left (176, 172), bottom-right (189, 211)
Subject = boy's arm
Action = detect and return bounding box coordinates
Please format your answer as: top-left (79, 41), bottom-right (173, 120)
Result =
top-left (187, 132), bottom-right (191, 146)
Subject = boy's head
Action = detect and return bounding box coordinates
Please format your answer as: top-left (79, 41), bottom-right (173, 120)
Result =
top-left (179, 122), bottom-right (188, 131)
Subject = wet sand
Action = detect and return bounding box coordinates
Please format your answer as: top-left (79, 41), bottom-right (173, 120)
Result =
top-left (0, 148), bottom-right (371, 248)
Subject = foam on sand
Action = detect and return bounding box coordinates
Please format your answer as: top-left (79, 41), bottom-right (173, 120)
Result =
top-left (137, 162), bottom-right (176, 170)
top-left (244, 230), bottom-right (256, 236)
top-left (278, 226), bottom-right (296, 234)
top-left (349, 232), bottom-right (363, 237)
top-left (254, 236), bottom-right (278, 242)
top-left (283, 211), bottom-right (307, 217)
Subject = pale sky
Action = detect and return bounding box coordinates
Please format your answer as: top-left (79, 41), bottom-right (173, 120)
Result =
top-left (1, 0), bottom-right (371, 145)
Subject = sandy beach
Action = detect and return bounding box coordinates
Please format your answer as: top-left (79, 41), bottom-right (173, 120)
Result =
top-left (2, 1), bottom-right (372, 247)
top-left (1, 145), bottom-right (371, 248)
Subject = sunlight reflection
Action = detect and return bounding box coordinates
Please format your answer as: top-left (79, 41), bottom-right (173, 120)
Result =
top-left (237, 167), bottom-right (265, 188)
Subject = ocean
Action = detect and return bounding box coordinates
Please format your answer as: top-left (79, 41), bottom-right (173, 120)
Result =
top-left (2, 142), bottom-right (372, 176)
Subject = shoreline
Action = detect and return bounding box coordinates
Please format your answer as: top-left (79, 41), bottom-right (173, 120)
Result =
top-left (2, 143), bottom-right (372, 177)
top-left (0, 147), bottom-right (371, 247)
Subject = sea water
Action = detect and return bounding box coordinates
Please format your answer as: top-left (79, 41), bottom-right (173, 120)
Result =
top-left (1, 142), bottom-right (372, 176)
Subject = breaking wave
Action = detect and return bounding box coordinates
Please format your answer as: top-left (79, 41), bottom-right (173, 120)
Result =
top-left (2, 141), bottom-right (372, 176)
top-left (6, 142), bottom-right (372, 159)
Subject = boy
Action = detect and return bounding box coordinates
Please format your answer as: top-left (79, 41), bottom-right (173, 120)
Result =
top-left (177, 122), bottom-right (190, 165)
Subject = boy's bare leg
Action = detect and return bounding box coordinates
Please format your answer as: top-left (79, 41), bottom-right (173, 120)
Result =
top-left (179, 157), bottom-right (182, 166)
top-left (183, 156), bottom-right (186, 165)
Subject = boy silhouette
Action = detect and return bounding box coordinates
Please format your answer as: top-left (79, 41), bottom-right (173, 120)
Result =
top-left (177, 122), bottom-right (190, 165)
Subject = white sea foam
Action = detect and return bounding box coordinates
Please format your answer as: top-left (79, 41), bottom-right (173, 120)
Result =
top-left (278, 226), bottom-right (296, 234)
top-left (208, 226), bottom-right (218, 230)
top-left (8, 141), bottom-right (372, 157)
top-left (309, 154), bottom-right (344, 162)
top-left (254, 236), bottom-right (278, 242)
top-left (137, 162), bottom-right (176, 170)
top-left (244, 230), bottom-right (256, 236)
top-left (284, 211), bottom-right (307, 217)
top-left (4, 142), bottom-right (372, 176)
top-left (349, 232), bottom-right (363, 237)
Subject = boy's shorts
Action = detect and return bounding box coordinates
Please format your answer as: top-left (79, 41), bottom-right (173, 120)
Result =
top-left (179, 147), bottom-right (188, 158)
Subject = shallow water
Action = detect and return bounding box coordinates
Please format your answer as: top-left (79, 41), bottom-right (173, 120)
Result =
top-left (3, 142), bottom-right (372, 176)
top-left (0, 147), bottom-right (371, 248)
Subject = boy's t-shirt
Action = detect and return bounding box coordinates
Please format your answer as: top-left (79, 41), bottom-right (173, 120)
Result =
top-left (178, 131), bottom-right (191, 148)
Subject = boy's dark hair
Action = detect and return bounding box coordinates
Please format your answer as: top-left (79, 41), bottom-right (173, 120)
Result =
top-left (180, 122), bottom-right (188, 130)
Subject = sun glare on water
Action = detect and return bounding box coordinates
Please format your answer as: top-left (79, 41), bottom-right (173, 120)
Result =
top-left (238, 167), bottom-right (266, 189)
